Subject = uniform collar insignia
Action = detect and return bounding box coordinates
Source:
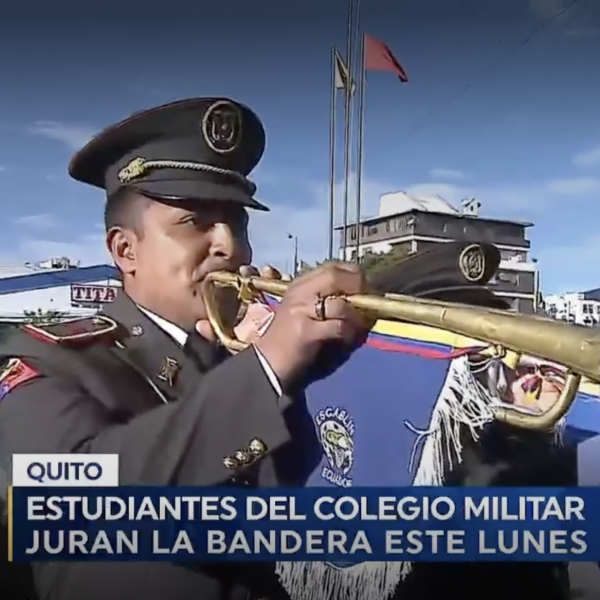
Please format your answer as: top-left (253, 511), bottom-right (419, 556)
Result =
top-left (157, 357), bottom-right (179, 387)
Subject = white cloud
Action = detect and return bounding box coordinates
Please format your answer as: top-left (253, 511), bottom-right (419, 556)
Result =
top-left (545, 177), bottom-right (600, 195)
top-left (0, 233), bottom-right (110, 267)
top-left (565, 25), bottom-right (599, 35)
top-left (429, 168), bottom-right (464, 180)
top-left (399, 178), bottom-right (598, 212)
top-left (529, 0), bottom-right (568, 20)
top-left (536, 235), bottom-right (600, 294)
top-left (12, 213), bottom-right (58, 232)
top-left (573, 145), bottom-right (600, 167)
top-left (28, 121), bottom-right (97, 150)
top-left (403, 182), bottom-right (471, 204)
top-left (528, 0), bottom-right (598, 35)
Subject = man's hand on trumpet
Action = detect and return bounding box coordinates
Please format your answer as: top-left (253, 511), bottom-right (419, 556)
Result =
top-left (253, 262), bottom-right (376, 392)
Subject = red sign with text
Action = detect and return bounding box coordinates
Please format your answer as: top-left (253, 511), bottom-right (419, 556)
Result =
top-left (70, 285), bottom-right (119, 305)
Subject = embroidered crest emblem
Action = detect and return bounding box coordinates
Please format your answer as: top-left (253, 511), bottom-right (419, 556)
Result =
top-left (201, 100), bottom-right (242, 154)
top-left (459, 244), bottom-right (486, 282)
top-left (315, 406), bottom-right (355, 488)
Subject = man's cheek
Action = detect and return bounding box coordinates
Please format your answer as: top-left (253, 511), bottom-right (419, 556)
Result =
top-left (240, 238), bottom-right (252, 266)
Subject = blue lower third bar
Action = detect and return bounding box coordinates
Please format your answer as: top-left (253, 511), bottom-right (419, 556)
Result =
top-left (9, 486), bottom-right (597, 562)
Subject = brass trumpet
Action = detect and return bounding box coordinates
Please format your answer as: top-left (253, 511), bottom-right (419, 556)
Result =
top-left (203, 271), bottom-right (600, 431)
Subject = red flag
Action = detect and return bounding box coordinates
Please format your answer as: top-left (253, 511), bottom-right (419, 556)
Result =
top-left (364, 34), bottom-right (408, 82)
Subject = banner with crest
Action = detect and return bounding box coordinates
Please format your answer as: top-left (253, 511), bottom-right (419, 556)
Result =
top-left (265, 307), bottom-right (600, 600)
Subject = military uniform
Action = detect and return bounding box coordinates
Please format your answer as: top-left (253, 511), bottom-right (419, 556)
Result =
top-left (0, 98), bottom-right (321, 600)
top-left (371, 242), bottom-right (572, 600)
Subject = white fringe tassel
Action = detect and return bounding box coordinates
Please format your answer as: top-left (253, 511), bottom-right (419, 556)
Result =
top-left (276, 355), bottom-right (563, 600)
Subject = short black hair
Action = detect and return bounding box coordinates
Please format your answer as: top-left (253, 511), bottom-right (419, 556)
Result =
top-left (104, 188), bottom-right (150, 235)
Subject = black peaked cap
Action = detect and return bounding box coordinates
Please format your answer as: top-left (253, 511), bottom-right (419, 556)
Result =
top-left (68, 97), bottom-right (268, 210)
top-left (369, 241), bottom-right (510, 309)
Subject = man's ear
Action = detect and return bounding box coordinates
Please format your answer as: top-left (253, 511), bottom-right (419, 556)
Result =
top-left (106, 227), bottom-right (137, 275)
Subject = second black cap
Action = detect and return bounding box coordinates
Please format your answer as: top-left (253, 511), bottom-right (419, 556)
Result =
top-left (369, 241), bottom-right (510, 309)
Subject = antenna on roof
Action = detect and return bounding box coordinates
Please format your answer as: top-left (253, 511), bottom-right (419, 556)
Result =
top-left (461, 197), bottom-right (481, 216)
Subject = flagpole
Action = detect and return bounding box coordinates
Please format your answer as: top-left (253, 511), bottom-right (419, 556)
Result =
top-left (341, 0), bottom-right (356, 261)
top-left (288, 233), bottom-right (299, 277)
top-left (354, 35), bottom-right (366, 263)
top-left (327, 46), bottom-right (337, 261)
top-left (533, 266), bottom-right (541, 313)
top-left (293, 236), bottom-right (299, 277)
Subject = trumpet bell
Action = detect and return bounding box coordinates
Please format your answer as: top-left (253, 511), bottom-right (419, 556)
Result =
top-left (202, 271), bottom-right (600, 431)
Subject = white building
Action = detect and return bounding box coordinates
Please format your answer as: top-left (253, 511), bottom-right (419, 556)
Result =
top-left (0, 258), bottom-right (121, 323)
top-left (544, 292), bottom-right (600, 327)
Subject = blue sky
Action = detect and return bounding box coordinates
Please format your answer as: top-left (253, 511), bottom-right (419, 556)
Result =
top-left (0, 0), bottom-right (598, 293)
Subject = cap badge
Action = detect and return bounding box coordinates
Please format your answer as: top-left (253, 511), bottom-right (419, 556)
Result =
top-left (118, 157), bottom-right (148, 183)
top-left (201, 100), bottom-right (242, 154)
top-left (459, 244), bottom-right (486, 282)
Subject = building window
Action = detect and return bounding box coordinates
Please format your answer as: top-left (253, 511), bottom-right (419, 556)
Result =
top-left (500, 250), bottom-right (526, 263)
top-left (349, 226), bottom-right (357, 240)
top-left (390, 216), bottom-right (409, 232)
top-left (497, 271), bottom-right (518, 285)
top-left (368, 225), bottom-right (378, 235)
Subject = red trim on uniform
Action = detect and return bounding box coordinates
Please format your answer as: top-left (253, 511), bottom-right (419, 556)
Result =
top-left (21, 324), bottom-right (59, 344)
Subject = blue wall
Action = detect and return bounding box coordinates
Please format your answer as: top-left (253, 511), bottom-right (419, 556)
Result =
top-left (0, 265), bottom-right (120, 297)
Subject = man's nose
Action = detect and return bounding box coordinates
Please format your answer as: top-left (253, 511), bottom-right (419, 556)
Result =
top-left (210, 223), bottom-right (250, 264)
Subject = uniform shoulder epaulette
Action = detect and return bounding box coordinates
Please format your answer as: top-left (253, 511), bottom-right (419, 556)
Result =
top-left (21, 315), bottom-right (118, 345)
top-left (0, 357), bottom-right (41, 398)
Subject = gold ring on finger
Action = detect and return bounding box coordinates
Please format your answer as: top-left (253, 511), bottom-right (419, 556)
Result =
top-left (315, 296), bottom-right (327, 321)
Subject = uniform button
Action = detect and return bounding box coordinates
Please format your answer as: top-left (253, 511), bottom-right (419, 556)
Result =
top-left (248, 438), bottom-right (267, 456)
top-left (235, 450), bottom-right (253, 465)
top-left (223, 456), bottom-right (239, 470)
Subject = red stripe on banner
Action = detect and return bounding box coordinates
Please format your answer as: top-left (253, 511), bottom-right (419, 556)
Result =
top-left (366, 337), bottom-right (476, 359)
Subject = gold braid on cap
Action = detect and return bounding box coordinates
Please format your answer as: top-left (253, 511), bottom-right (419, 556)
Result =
top-left (117, 157), bottom-right (256, 195)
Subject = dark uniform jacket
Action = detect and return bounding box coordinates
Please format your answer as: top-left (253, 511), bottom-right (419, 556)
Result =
top-left (0, 293), bottom-right (322, 600)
